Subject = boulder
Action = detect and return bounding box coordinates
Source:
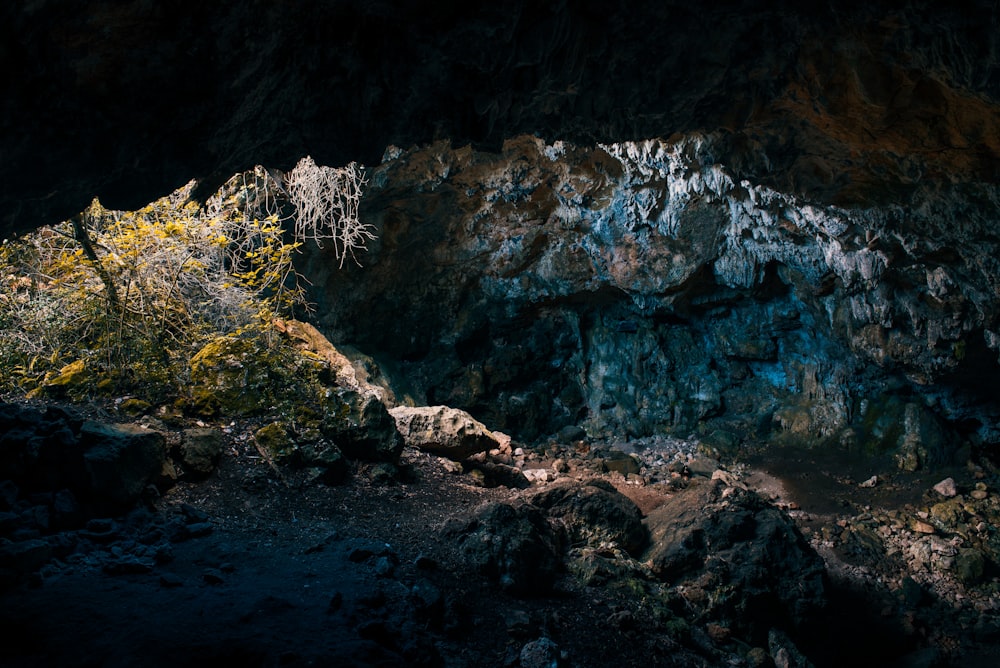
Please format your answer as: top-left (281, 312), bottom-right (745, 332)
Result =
top-left (79, 421), bottom-right (166, 511)
top-left (643, 479), bottom-right (826, 638)
top-left (273, 319), bottom-right (390, 402)
top-left (445, 502), bottom-right (562, 596)
top-left (188, 336), bottom-right (273, 416)
top-left (389, 405), bottom-right (500, 460)
top-left (530, 479), bottom-right (647, 556)
top-left (179, 428), bottom-right (224, 477)
top-left (324, 389), bottom-right (403, 462)
top-left (253, 422), bottom-right (350, 483)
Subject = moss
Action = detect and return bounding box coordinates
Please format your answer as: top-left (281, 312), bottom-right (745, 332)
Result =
top-left (187, 335), bottom-right (315, 417)
top-left (254, 422), bottom-right (294, 461)
top-left (46, 359), bottom-right (88, 386)
top-left (119, 398), bottom-right (151, 417)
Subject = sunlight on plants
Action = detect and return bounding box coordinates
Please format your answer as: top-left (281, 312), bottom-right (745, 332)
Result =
top-left (0, 160), bottom-right (369, 405)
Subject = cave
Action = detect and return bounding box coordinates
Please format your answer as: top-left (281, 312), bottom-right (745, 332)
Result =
top-left (2, 2), bottom-right (1000, 667)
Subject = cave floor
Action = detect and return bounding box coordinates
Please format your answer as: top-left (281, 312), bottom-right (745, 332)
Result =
top-left (2, 425), bottom-right (999, 668)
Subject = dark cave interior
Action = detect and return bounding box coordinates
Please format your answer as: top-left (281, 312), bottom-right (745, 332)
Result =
top-left (2, 2), bottom-right (1000, 667)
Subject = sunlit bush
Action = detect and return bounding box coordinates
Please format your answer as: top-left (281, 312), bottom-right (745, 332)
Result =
top-left (0, 159), bottom-right (368, 405)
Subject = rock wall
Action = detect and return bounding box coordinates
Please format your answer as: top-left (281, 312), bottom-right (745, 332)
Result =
top-left (306, 134), bottom-right (1000, 459)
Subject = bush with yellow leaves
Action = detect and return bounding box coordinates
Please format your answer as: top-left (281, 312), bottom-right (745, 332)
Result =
top-left (0, 159), bottom-right (369, 407)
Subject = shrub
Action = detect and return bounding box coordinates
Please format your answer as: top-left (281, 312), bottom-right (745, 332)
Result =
top-left (0, 158), bottom-right (369, 405)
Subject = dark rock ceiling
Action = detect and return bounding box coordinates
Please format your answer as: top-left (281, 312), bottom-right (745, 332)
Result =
top-left (2, 0), bottom-right (998, 238)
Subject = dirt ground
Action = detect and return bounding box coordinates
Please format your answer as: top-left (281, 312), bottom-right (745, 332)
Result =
top-left (2, 419), bottom-right (999, 668)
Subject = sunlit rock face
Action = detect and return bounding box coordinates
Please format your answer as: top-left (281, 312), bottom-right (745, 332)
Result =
top-left (307, 134), bottom-right (999, 458)
top-left (5, 0), bottom-right (999, 460)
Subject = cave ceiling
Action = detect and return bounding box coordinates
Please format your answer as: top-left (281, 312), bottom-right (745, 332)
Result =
top-left (2, 0), bottom-right (998, 238)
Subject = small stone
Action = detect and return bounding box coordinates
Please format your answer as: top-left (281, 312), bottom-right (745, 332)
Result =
top-left (202, 568), bottom-right (225, 585)
top-left (970, 489), bottom-right (988, 500)
top-left (685, 455), bottom-right (719, 478)
top-left (180, 504), bottom-right (210, 523)
top-left (410, 578), bottom-right (444, 620)
top-left (159, 573), bottom-right (184, 588)
top-left (520, 637), bottom-right (561, 668)
top-left (746, 647), bottom-right (771, 668)
top-left (374, 555), bottom-right (395, 578)
top-left (103, 556), bottom-right (153, 575)
top-left (505, 609), bottom-right (533, 638)
top-left (954, 548), bottom-right (985, 583)
top-left (859, 475), bottom-right (878, 488)
top-left (182, 522), bottom-right (214, 538)
top-left (706, 623), bottom-right (731, 642)
top-left (414, 554), bottom-right (438, 570)
top-left (913, 520), bottom-right (935, 534)
top-left (933, 477), bottom-right (957, 497)
top-left (522, 468), bottom-right (550, 483)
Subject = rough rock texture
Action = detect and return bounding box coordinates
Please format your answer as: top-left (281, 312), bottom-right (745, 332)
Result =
top-left (389, 405), bottom-right (500, 460)
top-left (309, 134), bottom-right (1000, 456)
top-left (178, 428), bottom-right (223, 478)
top-left (3, 1), bottom-right (998, 236)
top-left (327, 390), bottom-right (404, 463)
top-left (530, 479), bottom-right (647, 556)
top-left (274, 318), bottom-right (392, 403)
top-left (643, 479), bottom-right (827, 638)
top-left (445, 501), bottom-right (562, 596)
top-left (0, 404), bottom-right (167, 514)
top-left (78, 421), bottom-right (166, 511)
top-left (5, 2), bottom-right (1000, 460)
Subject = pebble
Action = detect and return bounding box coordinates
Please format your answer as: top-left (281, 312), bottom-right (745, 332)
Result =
top-left (182, 522), bottom-right (213, 539)
top-left (859, 475), bottom-right (878, 488)
top-left (374, 555), bottom-right (395, 578)
top-left (522, 469), bottom-right (550, 483)
top-left (933, 478), bottom-right (957, 498)
top-left (970, 490), bottom-right (988, 500)
top-left (159, 573), bottom-right (184, 588)
top-left (913, 521), bottom-right (936, 534)
top-left (202, 568), bottom-right (225, 585)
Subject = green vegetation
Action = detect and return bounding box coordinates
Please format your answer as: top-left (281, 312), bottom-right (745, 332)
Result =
top-left (0, 159), bottom-right (369, 410)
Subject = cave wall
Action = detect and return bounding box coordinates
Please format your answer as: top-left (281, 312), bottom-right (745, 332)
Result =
top-left (305, 134), bottom-right (1000, 462)
top-left (4, 1), bottom-right (1000, 460)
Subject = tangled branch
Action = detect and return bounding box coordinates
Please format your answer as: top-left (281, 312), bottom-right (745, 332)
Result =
top-left (285, 157), bottom-right (374, 268)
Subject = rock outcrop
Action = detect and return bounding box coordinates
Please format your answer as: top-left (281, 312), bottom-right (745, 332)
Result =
top-left (4, 1), bottom-right (998, 468)
top-left (307, 134), bottom-right (999, 460)
top-left (0, 403), bottom-right (167, 514)
top-left (643, 479), bottom-right (827, 637)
